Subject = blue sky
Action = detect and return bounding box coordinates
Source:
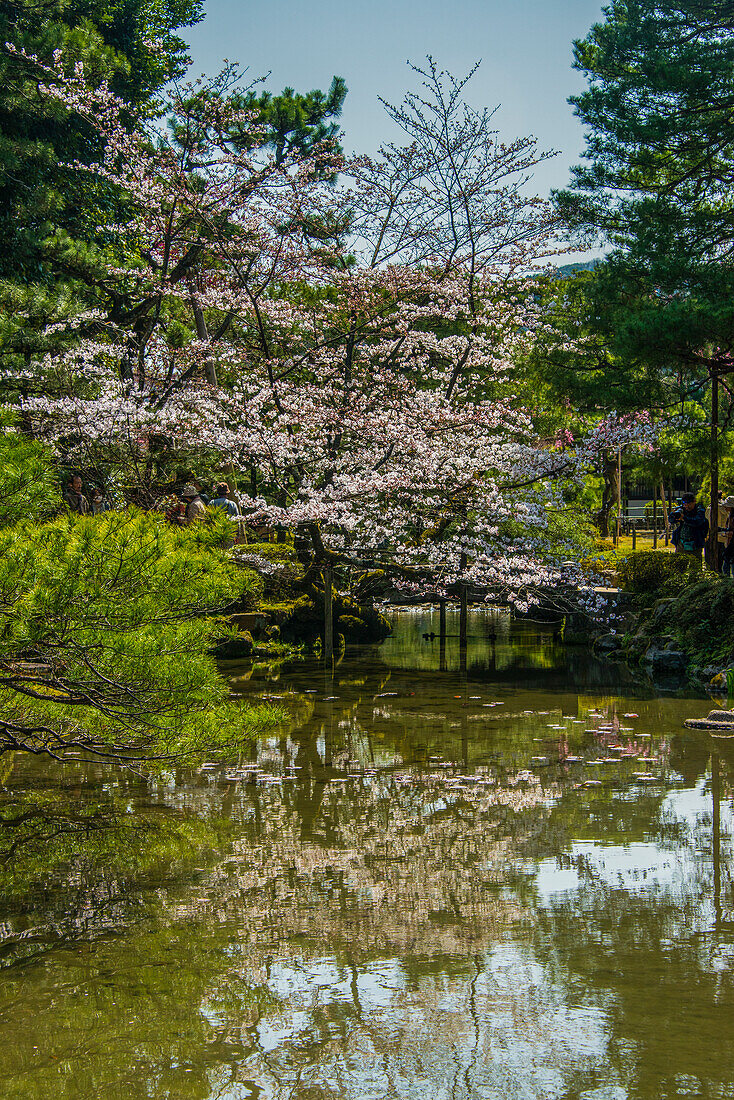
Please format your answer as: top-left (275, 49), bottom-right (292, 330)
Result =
top-left (187, 0), bottom-right (605, 201)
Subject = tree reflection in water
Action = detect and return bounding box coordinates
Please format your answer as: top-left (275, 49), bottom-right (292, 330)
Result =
top-left (0, 611), bottom-right (732, 1099)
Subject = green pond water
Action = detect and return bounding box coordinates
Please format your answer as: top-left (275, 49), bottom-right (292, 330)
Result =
top-left (1, 608), bottom-right (733, 1099)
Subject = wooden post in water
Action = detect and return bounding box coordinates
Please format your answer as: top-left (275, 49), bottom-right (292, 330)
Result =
top-left (323, 563), bottom-right (334, 669)
top-left (459, 583), bottom-right (468, 674)
top-left (439, 599), bottom-right (447, 672)
top-left (458, 549), bottom-right (468, 674)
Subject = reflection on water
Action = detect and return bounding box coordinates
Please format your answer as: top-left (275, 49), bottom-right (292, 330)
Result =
top-left (1, 610), bottom-right (733, 1099)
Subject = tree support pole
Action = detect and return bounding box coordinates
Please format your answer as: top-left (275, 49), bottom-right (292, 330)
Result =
top-left (661, 480), bottom-right (670, 546)
top-left (324, 564), bottom-right (334, 669)
top-left (459, 583), bottom-right (468, 674)
top-left (439, 599), bottom-right (447, 672)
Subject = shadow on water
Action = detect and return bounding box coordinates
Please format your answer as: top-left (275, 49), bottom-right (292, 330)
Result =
top-left (1, 609), bottom-right (734, 1099)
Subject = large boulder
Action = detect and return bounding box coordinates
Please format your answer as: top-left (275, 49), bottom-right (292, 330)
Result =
top-left (211, 629), bottom-right (254, 659)
top-left (593, 633), bottom-right (624, 656)
top-left (642, 636), bottom-right (687, 676)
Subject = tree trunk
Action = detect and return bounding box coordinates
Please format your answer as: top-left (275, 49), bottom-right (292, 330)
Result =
top-left (595, 450), bottom-right (618, 537)
top-left (189, 289), bottom-right (218, 386)
top-left (709, 371), bottom-right (719, 569)
top-left (615, 446), bottom-right (622, 543)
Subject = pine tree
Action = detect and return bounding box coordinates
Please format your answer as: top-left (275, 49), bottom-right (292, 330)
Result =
top-left (239, 77), bottom-right (347, 166)
top-left (555, 0), bottom-right (734, 559)
top-left (0, 0), bottom-right (202, 284)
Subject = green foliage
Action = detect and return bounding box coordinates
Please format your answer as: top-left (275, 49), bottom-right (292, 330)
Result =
top-left (235, 541), bottom-right (304, 598)
top-left (0, 422), bottom-right (58, 527)
top-left (554, 0), bottom-right (734, 401)
top-left (0, 507), bottom-right (276, 761)
top-left (549, 1), bottom-right (734, 536)
top-left (617, 549), bottom-right (701, 595)
top-left (632, 576), bottom-right (734, 670)
top-left (0, 0), bottom-right (201, 284)
top-left (244, 541), bottom-right (298, 562)
top-left (238, 76), bottom-right (347, 167)
top-left (558, 0), bottom-right (734, 259)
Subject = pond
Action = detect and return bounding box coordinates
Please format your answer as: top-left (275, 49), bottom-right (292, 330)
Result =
top-left (0, 608), bottom-right (732, 1100)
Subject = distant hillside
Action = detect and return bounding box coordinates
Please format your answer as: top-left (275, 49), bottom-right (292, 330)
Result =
top-left (555, 258), bottom-right (600, 276)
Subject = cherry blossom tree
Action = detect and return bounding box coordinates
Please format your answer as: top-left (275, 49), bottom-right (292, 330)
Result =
top-left (16, 54), bottom-right (655, 603)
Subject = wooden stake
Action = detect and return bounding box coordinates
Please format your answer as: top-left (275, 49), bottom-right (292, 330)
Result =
top-left (459, 583), bottom-right (468, 673)
top-left (439, 599), bottom-right (447, 671)
top-left (323, 563), bottom-right (333, 668)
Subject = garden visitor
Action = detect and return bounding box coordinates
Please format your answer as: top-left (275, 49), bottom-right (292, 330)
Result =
top-left (180, 484), bottom-right (207, 524)
top-left (706, 490), bottom-right (728, 570)
top-left (90, 487), bottom-right (111, 514)
top-left (193, 478), bottom-right (210, 505)
top-left (670, 492), bottom-right (708, 560)
top-left (62, 474), bottom-right (89, 514)
top-left (721, 496), bottom-right (734, 577)
top-left (209, 482), bottom-right (240, 519)
top-left (209, 482), bottom-right (240, 547)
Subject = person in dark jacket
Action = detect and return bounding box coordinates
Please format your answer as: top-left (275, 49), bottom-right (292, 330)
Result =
top-left (670, 492), bottom-right (708, 560)
top-left (62, 474), bottom-right (89, 514)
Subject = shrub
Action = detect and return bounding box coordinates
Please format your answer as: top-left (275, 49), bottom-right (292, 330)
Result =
top-left (242, 542), bottom-right (297, 562)
top-left (617, 550), bottom-right (700, 594)
top-left (595, 536), bottom-right (615, 552)
top-left (233, 541), bottom-right (303, 597)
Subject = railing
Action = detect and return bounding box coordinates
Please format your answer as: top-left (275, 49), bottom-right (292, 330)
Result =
top-left (615, 515), bottom-right (672, 548)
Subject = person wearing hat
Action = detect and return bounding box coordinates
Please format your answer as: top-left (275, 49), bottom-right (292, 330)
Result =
top-left (721, 495), bottom-right (734, 576)
top-left (180, 484), bottom-right (207, 525)
top-left (670, 491), bottom-right (708, 560)
top-left (209, 482), bottom-right (240, 520)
